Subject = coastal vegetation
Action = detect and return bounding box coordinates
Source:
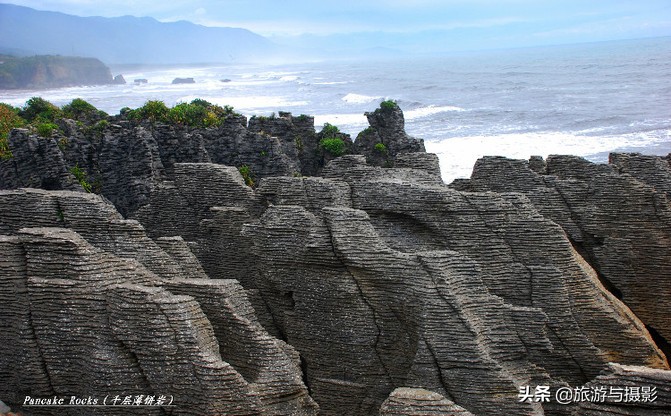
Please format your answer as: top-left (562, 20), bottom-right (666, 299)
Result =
top-left (319, 123), bottom-right (346, 157)
top-left (126, 99), bottom-right (239, 127)
top-left (0, 97), bottom-right (245, 160)
top-left (0, 103), bottom-right (24, 159)
top-left (380, 99), bottom-right (398, 110)
top-left (69, 164), bottom-right (93, 192)
top-left (374, 142), bottom-right (388, 153)
top-left (238, 165), bottom-right (255, 187)
top-left (62, 98), bottom-right (108, 122)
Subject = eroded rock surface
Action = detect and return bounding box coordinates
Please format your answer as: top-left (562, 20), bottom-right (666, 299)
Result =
top-left (454, 153), bottom-right (671, 357)
top-left (0, 190), bottom-right (317, 415)
top-left (379, 388), bottom-right (476, 416)
top-left (1, 105), bottom-right (670, 416)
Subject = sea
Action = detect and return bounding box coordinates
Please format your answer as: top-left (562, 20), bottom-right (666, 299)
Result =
top-left (2, 36), bottom-right (670, 183)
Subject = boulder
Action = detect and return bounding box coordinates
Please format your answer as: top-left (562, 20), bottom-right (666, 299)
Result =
top-left (172, 77), bottom-right (195, 84)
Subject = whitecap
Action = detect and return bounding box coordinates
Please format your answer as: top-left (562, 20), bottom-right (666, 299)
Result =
top-left (342, 93), bottom-right (382, 104)
top-left (188, 96), bottom-right (308, 110)
top-left (404, 105), bottom-right (465, 120)
top-left (425, 130), bottom-right (670, 185)
top-left (314, 81), bottom-right (349, 85)
top-left (280, 75), bottom-right (300, 82)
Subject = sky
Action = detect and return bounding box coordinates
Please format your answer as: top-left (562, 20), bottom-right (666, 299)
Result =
top-left (4, 0), bottom-right (671, 52)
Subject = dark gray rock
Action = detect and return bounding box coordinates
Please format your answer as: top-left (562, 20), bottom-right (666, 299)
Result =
top-left (578, 363), bottom-right (671, 415)
top-left (0, 129), bottom-right (83, 192)
top-left (354, 101), bottom-right (425, 167)
top-left (172, 77), bottom-right (195, 84)
top-left (459, 154), bottom-right (671, 355)
top-left (0, 105), bottom-right (440, 218)
top-left (379, 388), bottom-right (476, 416)
top-left (0, 191), bottom-right (317, 415)
top-left (2, 104), bottom-right (671, 416)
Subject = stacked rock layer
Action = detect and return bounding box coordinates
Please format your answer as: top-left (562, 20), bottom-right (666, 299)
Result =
top-left (1, 104), bottom-right (670, 415)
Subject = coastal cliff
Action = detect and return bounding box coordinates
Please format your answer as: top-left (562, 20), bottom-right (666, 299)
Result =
top-left (0, 102), bottom-right (670, 415)
top-left (0, 55), bottom-right (122, 89)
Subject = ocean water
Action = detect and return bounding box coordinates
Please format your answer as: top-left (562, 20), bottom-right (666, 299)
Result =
top-left (1, 37), bottom-right (669, 183)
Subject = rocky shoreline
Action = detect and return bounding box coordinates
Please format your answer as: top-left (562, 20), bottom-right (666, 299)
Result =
top-left (0, 102), bottom-right (670, 415)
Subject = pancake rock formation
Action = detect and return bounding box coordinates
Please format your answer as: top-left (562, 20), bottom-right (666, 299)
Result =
top-left (1, 102), bottom-right (670, 415)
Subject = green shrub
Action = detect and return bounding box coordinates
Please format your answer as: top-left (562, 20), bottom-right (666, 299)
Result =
top-left (62, 98), bottom-right (107, 121)
top-left (320, 137), bottom-right (346, 157)
top-left (238, 165), bottom-right (255, 187)
top-left (130, 100), bottom-right (170, 123)
top-left (0, 103), bottom-right (25, 159)
top-left (21, 97), bottom-right (62, 122)
top-left (189, 98), bottom-right (212, 108)
top-left (321, 123), bottom-right (340, 139)
top-left (36, 122), bottom-right (59, 137)
top-left (69, 164), bottom-right (92, 192)
top-left (361, 126), bottom-right (375, 135)
top-left (374, 142), bottom-right (388, 153)
top-left (380, 99), bottom-right (398, 110)
top-left (255, 113), bottom-right (276, 122)
top-left (168, 102), bottom-right (207, 126)
top-left (91, 119), bottom-right (109, 137)
top-left (125, 99), bottom-right (236, 126)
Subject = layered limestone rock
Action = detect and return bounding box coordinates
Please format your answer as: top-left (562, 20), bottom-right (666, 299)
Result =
top-left (131, 152), bottom-right (669, 415)
top-left (379, 388), bottom-right (476, 416)
top-left (2, 103), bottom-right (671, 416)
top-left (578, 363), bottom-right (671, 415)
top-left (0, 190), bottom-right (316, 415)
top-left (454, 153), bottom-right (671, 356)
top-left (354, 101), bottom-right (425, 167)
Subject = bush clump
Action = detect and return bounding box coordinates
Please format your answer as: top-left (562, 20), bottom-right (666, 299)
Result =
top-left (62, 98), bottom-right (107, 121)
top-left (238, 165), bottom-right (255, 187)
top-left (128, 100), bottom-right (170, 123)
top-left (374, 142), bottom-right (388, 153)
top-left (321, 122), bottom-right (340, 139)
top-left (320, 137), bottom-right (346, 157)
top-left (380, 99), bottom-right (398, 110)
top-left (69, 164), bottom-right (92, 192)
top-left (20, 97), bottom-right (62, 123)
top-left (127, 99), bottom-right (237, 127)
top-left (36, 122), bottom-right (59, 137)
top-left (0, 103), bottom-right (25, 159)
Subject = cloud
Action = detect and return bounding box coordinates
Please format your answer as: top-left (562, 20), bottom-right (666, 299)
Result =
top-left (533, 15), bottom-right (671, 39)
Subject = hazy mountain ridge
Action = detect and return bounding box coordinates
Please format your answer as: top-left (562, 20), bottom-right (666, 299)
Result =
top-left (0, 3), bottom-right (277, 64)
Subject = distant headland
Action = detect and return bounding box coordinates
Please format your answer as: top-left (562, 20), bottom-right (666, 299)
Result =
top-left (0, 55), bottom-right (125, 89)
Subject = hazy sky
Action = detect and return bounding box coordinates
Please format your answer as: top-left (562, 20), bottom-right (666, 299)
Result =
top-left (5, 1), bottom-right (671, 50)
